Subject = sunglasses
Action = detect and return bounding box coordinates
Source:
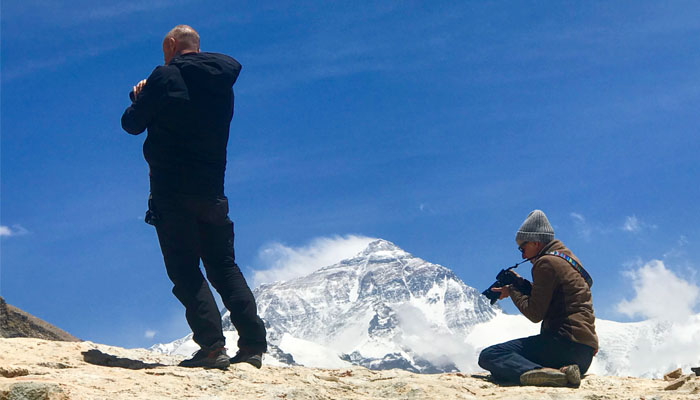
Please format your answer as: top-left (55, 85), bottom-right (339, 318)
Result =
top-left (518, 242), bottom-right (529, 252)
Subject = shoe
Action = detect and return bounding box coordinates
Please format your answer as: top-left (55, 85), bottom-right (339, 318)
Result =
top-left (230, 350), bottom-right (263, 369)
top-left (520, 367), bottom-right (568, 387)
top-left (561, 364), bottom-right (581, 387)
top-left (178, 347), bottom-right (230, 370)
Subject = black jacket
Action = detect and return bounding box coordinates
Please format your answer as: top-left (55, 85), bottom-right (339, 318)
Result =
top-left (121, 52), bottom-right (242, 196)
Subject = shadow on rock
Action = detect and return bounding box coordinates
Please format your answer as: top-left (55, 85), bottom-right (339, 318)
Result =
top-left (470, 373), bottom-right (519, 387)
top-left (82, 349), bottom-right (166, 369)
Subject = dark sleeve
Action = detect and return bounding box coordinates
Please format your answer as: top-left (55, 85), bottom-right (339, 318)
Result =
top-left (510, 260), bottom-right (557, 323)
top-left (121, 67), bottom-right (168, 135)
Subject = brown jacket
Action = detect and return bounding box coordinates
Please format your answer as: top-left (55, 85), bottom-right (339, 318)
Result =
top-left (510, 240), bottom-right (598, 351)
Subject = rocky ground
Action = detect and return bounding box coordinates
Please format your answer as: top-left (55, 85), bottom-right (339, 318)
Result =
top-left (0, 338), bottom-right (698, 400)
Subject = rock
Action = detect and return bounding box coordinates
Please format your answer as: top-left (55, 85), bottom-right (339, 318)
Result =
top-left (0, 366), bottom-right (29, 378)
top-left (81, 349), bottom-right (165, 369)
top-left (664, 374), bottom-right (693, 391)
top-left (314, 373), bottom-right (340, 382)
top-left (664, 367), bottom-right (683, 381)
top-left (0, 382), bottom-right (68, 400)
top-left (37, 362), bottom-right (72, 370)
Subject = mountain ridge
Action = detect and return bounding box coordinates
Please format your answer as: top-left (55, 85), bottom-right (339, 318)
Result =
top-left (0, 296), bottom-right (80, 342)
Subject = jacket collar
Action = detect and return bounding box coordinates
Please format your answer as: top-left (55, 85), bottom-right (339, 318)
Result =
top-left (534, 239), bottom-right (564, 261)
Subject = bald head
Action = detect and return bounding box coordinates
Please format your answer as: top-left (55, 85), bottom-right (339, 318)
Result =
top-left (162, 25), bottom-right (200, 64)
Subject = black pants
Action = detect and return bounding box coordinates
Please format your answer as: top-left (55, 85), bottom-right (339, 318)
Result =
top-left (149, 193), bottom-right (267, 353)
top-left (478, 332), bottom-right (594, 383)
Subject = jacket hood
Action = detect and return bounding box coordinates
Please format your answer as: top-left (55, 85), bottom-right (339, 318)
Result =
top-left (169, 52), bottom-right (241, 93)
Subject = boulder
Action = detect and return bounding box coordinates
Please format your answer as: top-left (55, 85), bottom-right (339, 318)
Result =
top-left (664, 367), bottom-right (683, 381)
top-left (0, 382), bottom-right (68, 400)
top-left (664, 374), bottom-right (693, 391)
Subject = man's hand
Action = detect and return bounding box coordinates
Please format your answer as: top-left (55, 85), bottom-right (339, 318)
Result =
top-left (491, 285), bottom-right (511, 300)
top-left (132, 79), bottom-right (147, 99)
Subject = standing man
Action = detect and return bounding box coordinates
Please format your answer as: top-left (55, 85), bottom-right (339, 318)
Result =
top-left (478, 210), bottom-right (598, 387)
top-left (121, 25), bottom-right (267, 370)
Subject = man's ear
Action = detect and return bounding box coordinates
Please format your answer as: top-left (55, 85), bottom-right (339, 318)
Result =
top-left (167, 37), bottom-right (177, 51)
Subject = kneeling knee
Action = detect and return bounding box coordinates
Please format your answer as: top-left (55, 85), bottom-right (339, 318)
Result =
top-left (478, 346), bottom-right (496, 369)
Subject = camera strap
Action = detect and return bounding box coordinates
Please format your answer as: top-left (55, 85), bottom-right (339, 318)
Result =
top-left (545, 251), bottom-right (593, 288)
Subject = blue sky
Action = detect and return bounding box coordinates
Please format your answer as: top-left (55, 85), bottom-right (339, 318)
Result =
top-left (1, 1), bottom-right (698, 349)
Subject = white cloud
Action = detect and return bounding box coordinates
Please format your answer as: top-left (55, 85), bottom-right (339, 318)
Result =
top-left (610, 260), bottom-right (700, 376)
top-left (144, 330), bottom-right (157, 339)
top-left (570, 212), bottom-right (592, 240)
top-left (663, 235), bottom-right (689, 259)
top-left (251, 235), bottom-right (376, 288)
top-left (570, 212), bottom-right (656, 238)
top-left (0, 225), bottom-right (29, 238)
top-left (570, 212), bottom-right (585, 223)
top-left (621, 215), bottom-right (657, 233)
top-left (616, 260), bottom-right (699, 321)
top-left (622, 215), bottom-right (641, 232)
top-left (395, 304), bottom-right (477, 372)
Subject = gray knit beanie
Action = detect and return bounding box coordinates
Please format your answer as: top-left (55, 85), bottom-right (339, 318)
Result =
top-left (516, 210), bottom-right (554, 245)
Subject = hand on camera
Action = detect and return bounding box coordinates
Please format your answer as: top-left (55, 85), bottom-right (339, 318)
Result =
top-left (132, 79), bottom-right (147, 99)
top-left (491, 285), bottom-right (511, 300)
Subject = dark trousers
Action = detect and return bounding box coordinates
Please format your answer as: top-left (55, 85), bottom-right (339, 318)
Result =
top-left (149, 193), bottom-right (267, 353)
top-left (478, 333), bottom-right (594, 383)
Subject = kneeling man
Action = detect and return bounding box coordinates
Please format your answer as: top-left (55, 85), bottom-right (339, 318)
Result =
top-left (478, 210), bottom-right (598, 387)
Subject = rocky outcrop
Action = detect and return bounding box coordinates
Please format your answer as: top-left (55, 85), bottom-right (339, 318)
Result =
top-left (0, 297), bottom-right (79, 342)
top-left (2, 338), bottom-right (700, 399)
top-left (0, 382), bottom-right (68, 400)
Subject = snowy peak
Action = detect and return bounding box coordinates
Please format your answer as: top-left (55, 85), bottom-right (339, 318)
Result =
top-left (318, 239), bottom-right (410, 274)
top-left (359, 239), bottom-right (409, 257)
top-left (248, 239), bottom-right (497, 372)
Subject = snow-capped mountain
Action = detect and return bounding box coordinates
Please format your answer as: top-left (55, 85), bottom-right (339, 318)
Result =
top-left (153, 239), bottom-right (700, 377)
top-left (232, 239), bottom-right (496, 372)
top-left (592, 316), bottom-right (700, 378)
top-left (157, 239), bottom-right (498, 372)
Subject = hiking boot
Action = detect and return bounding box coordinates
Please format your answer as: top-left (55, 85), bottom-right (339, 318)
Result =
top-left (230, 350), bottom-right (263, 369)
top-left (519, 364), bottom-right (581, 387)
top-left (561, 364), bottom-right (581, 387)
top-left (178, 347), bottom-right (230, 370)
top-left (520, 367), bottom-right (568, 387)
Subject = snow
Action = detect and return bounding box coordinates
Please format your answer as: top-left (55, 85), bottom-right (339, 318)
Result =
top-left (465, 312), bottom-right (539, 350)
top-left (278, 334), bottom-right (352, 368)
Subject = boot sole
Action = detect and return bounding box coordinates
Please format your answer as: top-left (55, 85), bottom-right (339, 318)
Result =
top-left (563, 364), bottom-right (581, 387)
top-left (520, 369), bottom-right (568, 387)
top-left (230, 355), bottom-right (262, 369)
top-left (179, 358), bottom-right (230, 370)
